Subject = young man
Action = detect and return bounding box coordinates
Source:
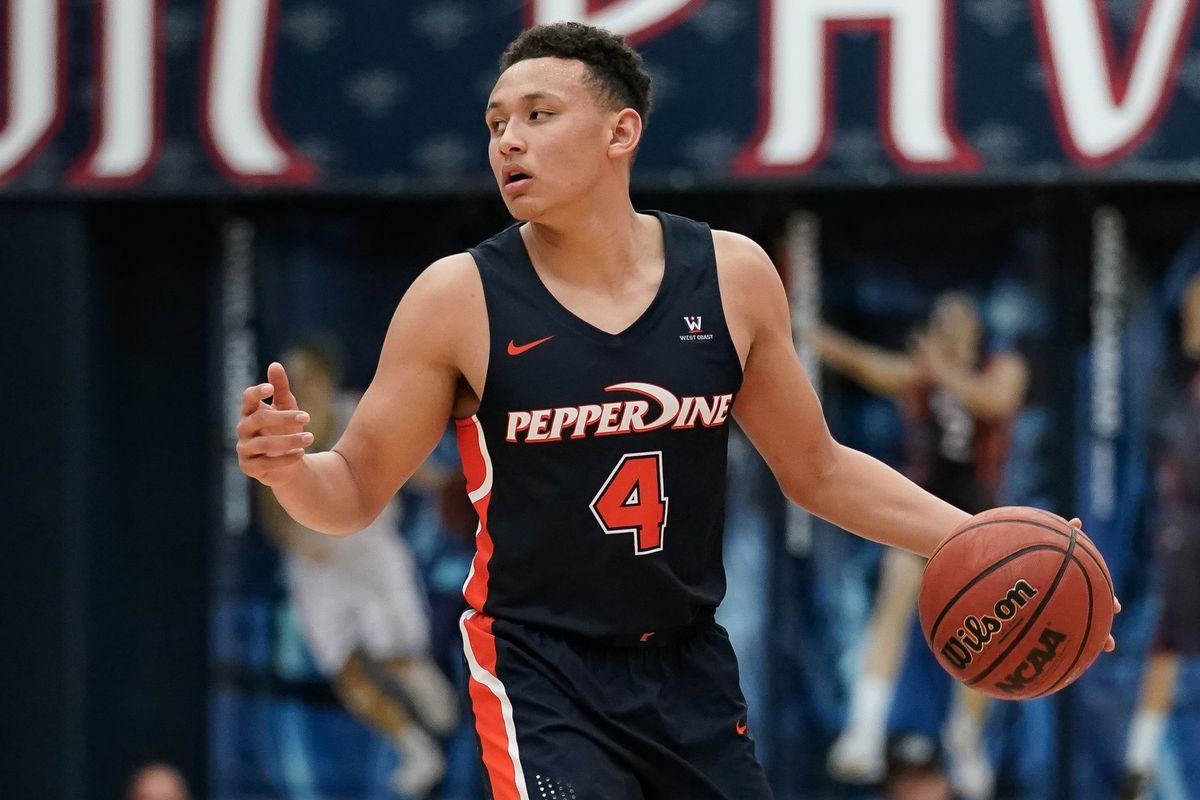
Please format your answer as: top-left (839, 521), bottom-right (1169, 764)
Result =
top-left (236, 22), bottom-right (1114, 799)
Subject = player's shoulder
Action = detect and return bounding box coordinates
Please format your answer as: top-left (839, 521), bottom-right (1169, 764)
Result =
top-left (709, 228), bottom-right (783, 299)
top-left (388, 251), bottom-right (487, 367)
top-left (391, 252), bottom-right (487, 356)
top-left (402, 251), bottom-right (483, 308)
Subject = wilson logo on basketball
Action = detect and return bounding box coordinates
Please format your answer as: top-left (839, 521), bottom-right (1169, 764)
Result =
top-left (940, 579), bottom-right (1038, 669)
top-left (992, 626), bottom-right (1068, 696)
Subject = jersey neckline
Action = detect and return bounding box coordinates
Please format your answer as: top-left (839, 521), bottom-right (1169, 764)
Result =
top-left (510, 209), bottom-right (679, 347)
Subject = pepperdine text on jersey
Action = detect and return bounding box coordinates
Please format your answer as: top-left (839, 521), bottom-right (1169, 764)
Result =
top-left (505, 382), bottom-right (734, 443)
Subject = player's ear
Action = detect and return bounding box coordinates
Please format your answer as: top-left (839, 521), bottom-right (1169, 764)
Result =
top-left (608, 108), bottom-right (642, 160)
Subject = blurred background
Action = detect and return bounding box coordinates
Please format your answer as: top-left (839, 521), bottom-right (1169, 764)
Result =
top-left (4, 1), bottom-right (1200, 799)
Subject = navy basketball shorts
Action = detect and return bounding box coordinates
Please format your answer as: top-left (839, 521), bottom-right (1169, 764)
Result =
top-left (1153, 507), bottom-right (1200, 655)
top-left (459, 609), bottom-right (774, 800)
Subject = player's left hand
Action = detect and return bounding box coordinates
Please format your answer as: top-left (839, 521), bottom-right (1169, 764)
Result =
top-left (1068, 517), bottom-right (1120, 652)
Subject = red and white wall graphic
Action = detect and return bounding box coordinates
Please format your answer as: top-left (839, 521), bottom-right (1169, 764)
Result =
top-left (1, 0), bottom-right (315, 187)
top-left (735, 0), bottom-right (981, 175)
top-left (526, 0), bottom-right (705, 44)
top-left (68, 0), bottom-right (164, 187)
top-left (198, 0), bottom-right (316, 185)
top-left (0, 0), bottom-right (66, 183)
top-left (0, 0), bottom-right (1197, 188)
top-left (1031, 0), bottom-right (1198, 167)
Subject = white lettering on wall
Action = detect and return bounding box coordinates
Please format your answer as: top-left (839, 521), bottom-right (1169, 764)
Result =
top-left (735, 0), bottom-right (980, 175)
top-left (201, 0), bottom-right (316, 184)
top-left (69, 0), bottom-right (162, 185)
top-left (0, 0), bottom-right (64, 182)
top-left (1031, 0), bottom-right (1197, 167)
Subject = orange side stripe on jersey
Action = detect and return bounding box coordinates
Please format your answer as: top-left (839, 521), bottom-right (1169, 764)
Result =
top-left (456, 415), bottom-right (495, 612)
top-left (460, 611), bottom-right (528, 800)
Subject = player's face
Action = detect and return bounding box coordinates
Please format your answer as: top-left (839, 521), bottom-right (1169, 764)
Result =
top-left (485, 58), bottom-right (619, 220)
top-left (930, 296), bottom-right (981, 361)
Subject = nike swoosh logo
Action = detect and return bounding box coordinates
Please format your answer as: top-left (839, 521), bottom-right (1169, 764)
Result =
top-left (507, 336), bottom-right (554, 356)
top-left (736, 721), bottom-right (748, 736)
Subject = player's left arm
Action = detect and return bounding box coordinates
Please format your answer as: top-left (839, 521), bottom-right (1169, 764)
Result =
top-left (716, 231), bottom-right (969, 557)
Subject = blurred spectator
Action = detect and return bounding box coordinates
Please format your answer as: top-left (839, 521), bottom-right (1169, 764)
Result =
top-left (818, 292), bottom-right (1029, 799)
top-left (124, 763), bottom-right (190, 800)
top-left (258, 339), bottom-right (459, 798)
top-left (1119, 272), bottom-right (1200, 800)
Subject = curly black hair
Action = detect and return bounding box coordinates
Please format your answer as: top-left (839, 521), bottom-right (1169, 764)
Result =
top-left (499, 22), bottom-right (653, 125)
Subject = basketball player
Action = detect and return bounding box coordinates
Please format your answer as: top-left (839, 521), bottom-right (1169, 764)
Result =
top-left (258, 341), bottom-right (459, 797)
top-left (818, 294), bottom-right (1028, 799)
top-left (235, 23), bottom-right (1115, 799)
top-left (1119, 271), bottom-right (1200, 800)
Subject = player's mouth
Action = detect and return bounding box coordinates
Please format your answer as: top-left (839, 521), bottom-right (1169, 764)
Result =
top-left (502, 166), bottom-right (533, 194)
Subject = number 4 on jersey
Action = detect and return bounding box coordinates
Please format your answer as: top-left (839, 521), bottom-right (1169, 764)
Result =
top-left (590, 452), bottom-right (669, 555)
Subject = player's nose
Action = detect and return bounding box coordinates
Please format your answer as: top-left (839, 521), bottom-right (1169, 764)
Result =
top-left (497, 125), bottom-right (526, 155)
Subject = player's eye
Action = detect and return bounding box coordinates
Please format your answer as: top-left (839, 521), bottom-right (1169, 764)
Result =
top-left (488, 118), bottom-right (507, 134)
top-left (529, 110), bottom-right (552, 122)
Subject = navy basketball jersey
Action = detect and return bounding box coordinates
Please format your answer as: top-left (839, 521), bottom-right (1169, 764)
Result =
top-left (456, 211), bottom-right (743, 639)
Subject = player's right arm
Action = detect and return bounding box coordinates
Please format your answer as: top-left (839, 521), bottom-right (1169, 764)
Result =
top-left (815, 324), bottom-right (918, 397)
top-left (236, 253), bottom-right (486, 535)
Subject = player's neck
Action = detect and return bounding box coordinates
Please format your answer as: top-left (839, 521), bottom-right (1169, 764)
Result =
top-left (521, 200), bottom-right (654, 288)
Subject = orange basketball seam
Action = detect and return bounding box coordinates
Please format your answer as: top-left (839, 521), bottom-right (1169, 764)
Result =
top-left (925, 514), bottom-right (1071, 565)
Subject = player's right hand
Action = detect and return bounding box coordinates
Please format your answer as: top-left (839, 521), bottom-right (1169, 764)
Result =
top-left (236, 362), bottom-right (315, 486)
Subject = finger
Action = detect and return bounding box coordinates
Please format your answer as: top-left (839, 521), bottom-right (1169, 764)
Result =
top-left (1114, 597), bottom-right (1122, 614)
top-left (255, 409), bottom-right (311, 437)
top-left (237, 431), bottom-right (315, 458)
top-left (1068, 517), bottom-right (1082, 528)
top-left (241, 382), bottom-right (275, 417)
top-left (237, 408), bottom-right (309, 440)
top-left (1104, 635), bottom-right (1116, 652)
top-left (268, 361), bottom-right (298, 411)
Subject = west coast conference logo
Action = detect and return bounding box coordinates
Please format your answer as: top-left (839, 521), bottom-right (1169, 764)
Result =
top-left (681, 316), bottom-right (713, 342)
top-left (506, 382), bottom-right (732, 443)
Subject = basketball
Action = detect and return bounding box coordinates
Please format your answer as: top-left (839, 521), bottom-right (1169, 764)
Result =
top-left (918, 507), bottom-right (1115, 700)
